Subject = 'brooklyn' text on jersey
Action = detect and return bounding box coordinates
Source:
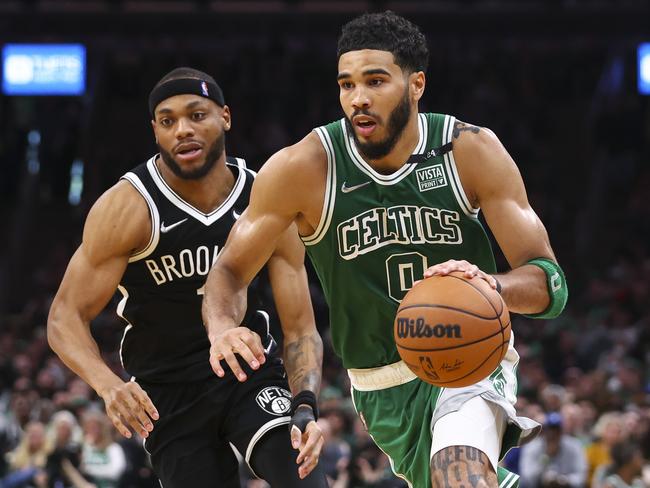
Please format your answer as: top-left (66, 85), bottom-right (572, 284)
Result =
top-left (145, 245), bottom-right (220, 285)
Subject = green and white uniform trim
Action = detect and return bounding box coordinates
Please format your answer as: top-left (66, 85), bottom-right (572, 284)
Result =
top-left (302, 126), bottom-right (337, 246)
top-left (441, 114), bottom-right (480, 218)
top-left (499, 469), bottom-right (521, 488)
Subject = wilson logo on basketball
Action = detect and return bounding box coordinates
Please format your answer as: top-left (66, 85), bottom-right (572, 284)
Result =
top-left (395, 318), bottom-right (462, 339)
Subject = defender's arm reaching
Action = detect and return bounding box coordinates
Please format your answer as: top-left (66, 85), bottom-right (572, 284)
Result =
top-left (202, 135), bottom-right (328, 478)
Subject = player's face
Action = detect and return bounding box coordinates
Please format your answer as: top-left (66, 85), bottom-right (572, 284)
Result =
top-left (152, 94), bottom-right (230, 180)
top-left (338, 49), bottom-right (420, 160)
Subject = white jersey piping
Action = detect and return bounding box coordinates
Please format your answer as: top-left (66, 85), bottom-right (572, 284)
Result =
top-left (146, 155), bottom-right (247, 225)
top-left (442, 115), bottom-right (480, 218)
top-left (302, 127), bottom-right (337, 246)
top-left (121, 172), bottom-right (161, 263)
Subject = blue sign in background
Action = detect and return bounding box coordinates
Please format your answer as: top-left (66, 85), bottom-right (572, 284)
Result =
top-left (639, 43), bottom-right (650, 95)
top-left (2, 44), bottom-right (86, 95)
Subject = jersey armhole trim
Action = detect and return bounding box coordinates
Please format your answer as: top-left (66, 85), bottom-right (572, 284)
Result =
top-left (302, 127), bottom-right (337, 246)
top-left (121, 172), bottom-right (160, 262)
top-left (116, 285), bottom-right (133, 370)
top-left (442, 115), bottom-right (480, 219)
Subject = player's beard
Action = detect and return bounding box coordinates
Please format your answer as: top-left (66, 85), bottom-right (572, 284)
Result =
top-left (345, 86), bottom-right (411, 161)
top-left (158, 131), bottom-right (225, 180)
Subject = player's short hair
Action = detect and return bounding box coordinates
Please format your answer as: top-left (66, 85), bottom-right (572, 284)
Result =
top-left (153, 67), bottom-right (217, 91)
top-left (337, 11), bottom-right (429, 74)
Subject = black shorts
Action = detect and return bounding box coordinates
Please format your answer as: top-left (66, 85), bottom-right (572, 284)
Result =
top-left (138, 357), bottom-right (299, 487)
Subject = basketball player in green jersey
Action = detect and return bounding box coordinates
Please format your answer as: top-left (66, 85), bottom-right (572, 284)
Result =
top-left (203, 11), bottom-right (568, 488)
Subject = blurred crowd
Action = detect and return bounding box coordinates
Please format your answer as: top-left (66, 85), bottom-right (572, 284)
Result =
top-left (1, 16), bottom-right (650, 488)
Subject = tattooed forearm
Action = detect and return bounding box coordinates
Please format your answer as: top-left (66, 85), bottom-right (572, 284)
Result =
top-left (431, 446), bottom-right (496, 488)
top-left (283, 333), bottom-right (323, 394)
top-left (453, 121), bottom-right (481, 139)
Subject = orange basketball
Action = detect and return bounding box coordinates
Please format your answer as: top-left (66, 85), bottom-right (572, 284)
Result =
top-left (394, 271), bottom-right (510, 388)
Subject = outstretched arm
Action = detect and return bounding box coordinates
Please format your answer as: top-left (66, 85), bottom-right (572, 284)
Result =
top-left (202, 149), bottom-right (300, 380)
top-left (268, 227), bottom-right (322, 396)
top-left (203, 134), bottom-right (326, 378)
top-left (47, 182), bottom-right (159, 439)
top-left (267, 225), bottom-right (324, 478)
top-left (202, 135), bottom-right (327, 478)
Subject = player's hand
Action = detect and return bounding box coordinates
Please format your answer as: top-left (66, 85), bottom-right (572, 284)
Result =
top-left (422, 259), bottom-right (498, 289)
top-left (209, 326), bottom-right (266, 382)
top-left (290, 405), bottom-right (324, 479)
top-left (99, 381), bottom-right (158, 439)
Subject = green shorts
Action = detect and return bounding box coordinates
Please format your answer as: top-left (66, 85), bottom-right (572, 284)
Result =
top-left (352, 379), bottom-right (524, 487)
top-left (348, 342), bottom-right (539, 488)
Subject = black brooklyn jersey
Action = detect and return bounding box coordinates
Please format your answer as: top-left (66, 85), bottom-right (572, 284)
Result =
top-left (118, 155), bottom-right (273, 382)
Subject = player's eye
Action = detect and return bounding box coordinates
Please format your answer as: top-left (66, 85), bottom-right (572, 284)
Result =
top-left (192, 112), bottom-right (206, 121)
top-left (369, 78), bottom-right (383, 86)
top-left (340, 81), bottom-right (353, 90)
top-left (159, 118), bottom-right (173, 127)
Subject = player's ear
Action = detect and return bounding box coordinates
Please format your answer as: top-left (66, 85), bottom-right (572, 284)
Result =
top-left (222, 105), bottom-right (232, 132)
top-left (151, 119), bottom-right (159, 143)
top-left (410, 71), bottom-right (425, 102)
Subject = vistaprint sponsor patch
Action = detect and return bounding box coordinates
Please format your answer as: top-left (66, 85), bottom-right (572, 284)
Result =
top-left (416, 164), bottom-right (447, 192)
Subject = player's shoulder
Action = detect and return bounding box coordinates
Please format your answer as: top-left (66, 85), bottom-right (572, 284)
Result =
top-left (83, 179), bottom-right (151, 259)
top-left (91, 179), bottom-right (150, 221)
top-left (451, 119), bottom-right (502, 156)
top-left (450, 119), bottom-right (523, 203)
top-left (451, 119), bottom-right (515, 176)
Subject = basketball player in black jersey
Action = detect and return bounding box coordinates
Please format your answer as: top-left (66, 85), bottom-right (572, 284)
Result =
top-left (47, 67), bottom-right (326, 487)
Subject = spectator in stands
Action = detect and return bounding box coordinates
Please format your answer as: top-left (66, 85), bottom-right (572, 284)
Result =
top-left (561, 402), bottom-right (591, 444)
top-left (519, 412), bottom-right (587, 488)
top-left (585, 412), bottom-right (625, 486)
top-left (316, 417), bottom-right (350, 485)
top-left (44, 410), bottom-right (82, 488)
top-left (79, 410), bottom-right (125, 488)
top-left (2, 420), bottom-right (48, 488)
top-left (592, 442), bottom-right (645, 488)
top-left (540, 385), bottom-right (568, 413)
top-left (1, 391), bottom-right (31, 476)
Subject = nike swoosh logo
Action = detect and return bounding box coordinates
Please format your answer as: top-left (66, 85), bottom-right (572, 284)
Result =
top-left (160, 218), bottom-right (188, 233)
top-left (232, 209), bottom-right (241, 220)
top-left (341, 181), bottom-right (371, 193)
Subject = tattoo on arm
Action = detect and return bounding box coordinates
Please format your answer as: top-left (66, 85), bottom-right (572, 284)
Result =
top-left (431, 446), bottom-right (496, 488)
top-left (283, 333), bottom-right (323, 394)
top-left (453, 121), bottom-right (481, 139)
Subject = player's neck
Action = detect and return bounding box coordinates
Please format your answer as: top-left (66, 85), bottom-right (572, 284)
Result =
top-left (157, 155), bottom-right (235, 213)
top-left (364, 114), bottom-right (421, 174)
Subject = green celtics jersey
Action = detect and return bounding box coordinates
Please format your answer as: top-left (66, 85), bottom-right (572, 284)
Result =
top-left (303, 113), bottom-right (497, 369)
